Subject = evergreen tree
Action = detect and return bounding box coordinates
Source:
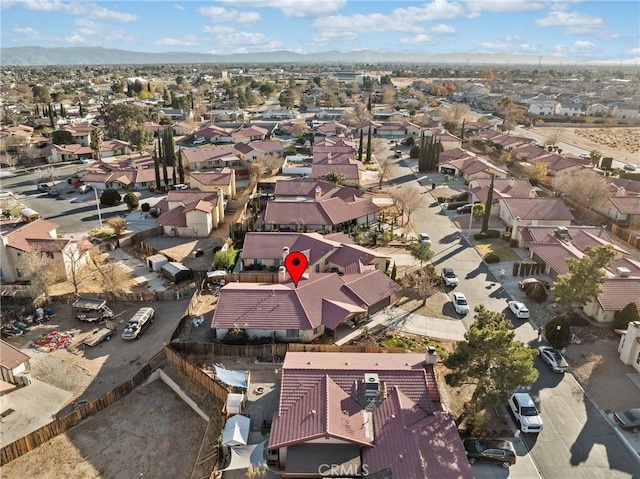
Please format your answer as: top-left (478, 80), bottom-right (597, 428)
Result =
top-left (153, 146), bottom-right (161, 190)
top-left (79, 103), bottom-right (84, 117)
top-left (48, 103), bottom-right (55, 129)
top-left (358, 130), bottom-right (364, 162)
top-left (147, 82), bottom-right (152, 93)
top-left (481, 174), bottom-right (494, 233)
top-left (177, 149), bottom-right (185, 184)
top-left (460, 118), bottom-right (466, 141)
top-left (367, 95), bottom-right (372, 111)
top-left (365, 128), bottom-right (372, 164)
top-left (59, 103), bottom-right (64, 117)
top-left (35, 104), bottom-right (40, 116)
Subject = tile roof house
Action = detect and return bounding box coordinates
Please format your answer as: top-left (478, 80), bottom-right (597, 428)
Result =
top-left (233, 125), bottom-right (269, 143)
top-left (193, 124), bottom-right (234, 144)
top-left (268, 352), bottom-right (473, 479)
top-left (240, 232), bottom-right (389, 274)
top-left (607, 196), bottom-right (640, 223)
top-left (0, 219), bottom-right (91, 284)
top-left (273, 179), bottom-right (365, 202)
top-left (48, 139), bottom-right (131, 163)
top-left (500, 197), bottom-right (574, 241)
top-left (60, 123), bottom-right (93, 146)
top-left (311, 145), bottom-right (364, 187)
top-left (440, 154), bottom-right (509, 181)
top-left (181, 145), bottom-right (240, 170)
top-left (156, 189), bottom-right (224, 238)
top-left (519, 225), bottom-right (622, 252)
top-left (172, 121), bottom-right (197, 136)
top-left (211, 271), bottom-right (401, 342)
top-left (428, 128), bottom-right (463, 150)
top-left (0, 340), bottom-right (30, 389)
top-left (263, 189), bottom-right (379, 233)
top-left (188, 168), bottom-right (236, 199)
top-left (313, 121), bottom-right (348, 137)
top-left (234, 140), bottom-right (284, 162)
top-left (468, 177), bottom-right (536, 216)
top-left (81, 155), bottom-right (173, 191)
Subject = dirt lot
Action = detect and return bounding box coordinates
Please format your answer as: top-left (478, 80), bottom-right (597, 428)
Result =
top-left (2, 378), bottom-right (209, 479)
top-left (530, 126), bottom-right (640, 165)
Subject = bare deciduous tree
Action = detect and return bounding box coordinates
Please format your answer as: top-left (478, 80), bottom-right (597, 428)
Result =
top-left (289, 120), bottom-right (309, 138)
top-left (556, 171), bottom-right (610, 209)
top-left (22, 247), bottom-right (63, 304)
top-left (399, 266), bottom-right (440, 305)
top-left (62, 241), bottom-right (92, 294)
top-left (439, 103), bottom-right (471, 124)
top-left (106, 216), bottom-right (128, 236)
top-left (91, 255), bottom-right (133, 295)
top-left (392, 185), bottom-right (425, 225)
top-left (377, 157), bottom-right (396, 189)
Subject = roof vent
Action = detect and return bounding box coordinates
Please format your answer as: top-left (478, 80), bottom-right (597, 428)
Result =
top-left (555, 226), bottom-right (569, 239)
top-left (616, 267), bottom-right (631, 278)
top-left (364, 373), bottom-right (380, 397)
top-left (311, 409), bottom-right (316, 415)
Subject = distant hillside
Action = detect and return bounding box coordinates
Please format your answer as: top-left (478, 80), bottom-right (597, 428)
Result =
top-left (0, 46), bottom-right (573, 66)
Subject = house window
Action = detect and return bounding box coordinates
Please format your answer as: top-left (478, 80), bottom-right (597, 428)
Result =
top-left (16, 269), bottom-right (23, 278)
top-left (46, 252), bottom-right (54, 259)
top-left (636, 351), bottom-right (640, 366)
top-left (313, 326), bottom-right (322, 334)
top-left (286, 329), bottom-right (299, 338)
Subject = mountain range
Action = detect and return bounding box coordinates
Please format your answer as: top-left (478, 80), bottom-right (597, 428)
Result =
top-left (0, 46), bottom-right (579, 66)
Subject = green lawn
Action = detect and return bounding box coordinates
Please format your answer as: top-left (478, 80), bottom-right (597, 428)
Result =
top-left (474, 239), bottom-right (521, 262)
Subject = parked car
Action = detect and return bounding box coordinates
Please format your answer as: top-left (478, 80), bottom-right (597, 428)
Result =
top-left (538, 346), bottom-right (569, 373)
top-left (452, 292), bottom-right (469, 315)
top-left (623, 163), bottom-right (637, 171)
top-left (457, 204), bottom-right (473, 214)
top-left (172, 184), bottom-right (189, 190)
top-left (47, 189), bottom-right (60, 196)
top-left (613, 408), bottom-right (640, 433)
top-left (579, 152), bottom-right (589, 159)
top-left (508, 301), bottom-right (530, 319)
top-left (509, 392), bottom-right (543, 433)
top-left (193, 137), bottom-right (206, 145)
top-left (78, 184), bottom-right (93, 193)
top-left (418, 233), bottom-right (431, 245)
top-left (518, 278), bottom-right (550, 290)
top-left (122, 307), bottom-right (155, 340)
top-left (0, 190), bottom-right (14, 199)
top-left (79, 156), bottom-right (94, 164)
top-left (441, 267), bottom-right (459, 287)
top-left (463, 438), bottom-right (517, 468)
top-left (37, 183), bottom-right (51, 192)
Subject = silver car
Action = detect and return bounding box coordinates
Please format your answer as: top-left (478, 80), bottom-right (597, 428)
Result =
top-left (452, 292), bottom-right (469, 315)
top-left (538, 346), bottom-right (569, 373)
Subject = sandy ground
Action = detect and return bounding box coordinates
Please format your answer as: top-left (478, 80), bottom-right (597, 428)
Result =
top-left (530, 126), bottom-right (640, 165)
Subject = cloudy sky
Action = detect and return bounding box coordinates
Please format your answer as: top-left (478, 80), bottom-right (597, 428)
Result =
top-left (1, 0), bottom-right (638, 62)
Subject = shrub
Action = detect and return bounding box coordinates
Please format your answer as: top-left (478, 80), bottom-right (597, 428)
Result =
top-left (484, 252), bottom-right (500, 263)
top-left (123, 192), bottom-right (139, 210)
top-left (526, 282), bottom-right (548, 303)
top-left (141, 202), bottom-right (150, 212)
top-left (545, 316), bottom-right (571, 348)
top-left (100, 188), bottom-right (121, 206)
top-left (223, 328), bottom-right (249, 345)
top-left (409, 145), bottom-right (420, 158)
top-left (612, 302), bottom-right (640, 330)
top-left (474, 229), bottom-right (501, 240)
top-left (502, 231), bottom-right (511, 242)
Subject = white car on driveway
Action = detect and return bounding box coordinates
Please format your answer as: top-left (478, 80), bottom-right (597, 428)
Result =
top-left (509, 392), bottom-right (543, 433)
top-left (441, 267), bottom-right (459, 287)
top-left (452, 292), bottom-right (469, 315)
top-left (508, 300), bottom-right (530, 319)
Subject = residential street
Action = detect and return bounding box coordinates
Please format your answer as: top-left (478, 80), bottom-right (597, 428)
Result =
top-left (386, 155), bottom-right (640, 478)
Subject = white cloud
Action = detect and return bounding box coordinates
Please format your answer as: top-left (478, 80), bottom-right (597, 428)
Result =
top-left (554, 40), bottom-right (598, 54)
top-left (66, 33), bottom-right (90, 44)
top-left (430, 24), bottom-right (456, 34)
top-left (216, 0), bottom-right (346, 18)
top-left (400, 34), bottom-right (433, 45)
top-left (156, 34), bottom-right (204, 47)
top-left (12, 26), bottom-right (38, 35)
top-left (204, 25), bottom-right (236, 34)
top-left (464, 0), bottom-right (545, 17)
top-left (535, 10), bottom-right (603, 33)
top-left (628, 48), bottom-right (640, 56)
top-left (174, 4), bottom-right (185, 11)
top-left (197, 6), bottom-right (260, 24)
top-left (5, 1), bottom-right (136, 21)
top-left (478, 35), bottom-right (538, 53)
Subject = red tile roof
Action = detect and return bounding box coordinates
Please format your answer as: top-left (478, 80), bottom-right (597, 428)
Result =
top-left (188, 168), bottom-right (233, 186)
top-left (181, 145), bottom-right (236, 166)
top-left (241, 232), bottom-right (338, 264)
top-left (274, 180), bottom-right (363, 200)
top-left (341, 271), bottom-right (401, 306)
top-left (4, 219), bottom-right (59, 252)
top-left (609, 196), bottom-right (640, 215)
top-left (596, 278), bottom-right (640, 311)
top-left (264, 196), bottom-right (379, 227)
top-left (501, 197), bottom-right (574, 221)
top-left (470, 178), bottom-right (535, 203)
top-left (528, 241), bottom-right (582, 276)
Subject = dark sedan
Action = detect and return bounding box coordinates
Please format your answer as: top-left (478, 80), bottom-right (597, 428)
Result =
top-left (614, 408), bottom-right (640, 433)
top-left (463, 438), bottom-right (516, 468)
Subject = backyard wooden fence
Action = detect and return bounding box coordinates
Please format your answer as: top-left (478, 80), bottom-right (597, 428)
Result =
top-left (608, 223), bottom-right (640, 250)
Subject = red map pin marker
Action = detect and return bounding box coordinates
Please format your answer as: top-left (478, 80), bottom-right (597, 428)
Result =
top-left (284, 251), bottom-right (308, 287)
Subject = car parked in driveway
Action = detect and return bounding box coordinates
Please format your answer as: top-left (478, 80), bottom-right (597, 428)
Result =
top-left (463, 438), bottom-right (516, 468)
top-left (614, 408), bottom-right (640, 433)
top-left (418, 233), bottom-right (431, 245)
top-left (441, 267), bottom-right (459, 287)
top-left (508, 300), bottom-right (530, 319)
top-left (518, 278), bottom-right (550, 290)
top-left (509, 392), bottom-right (543, 433)
top-left (538, 346), bottom-right (569, 373)
top-left (192, 137), bottom-right (206, 145)
top-left (457, 204), bottom-right (473, 214)
top-left (623, 163), bottom-right (637, 171)
top-left (452, 292), bottom-right (469, 315)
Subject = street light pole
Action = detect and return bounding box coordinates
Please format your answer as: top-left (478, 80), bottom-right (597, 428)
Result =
top-left (467, 208), bottom-right (473, 237)
top-left (93, 187), bottom-right (103, 229)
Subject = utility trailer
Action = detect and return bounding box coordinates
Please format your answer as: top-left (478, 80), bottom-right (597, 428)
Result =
top-left (82, 321), bottom-right (116, 347)
top-left (73, 298), bottom-right (114, 323)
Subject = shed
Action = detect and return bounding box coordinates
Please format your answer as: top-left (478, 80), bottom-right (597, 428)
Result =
top-left (161, 262), bottom-right (192, 284)
top-left (222, 414), bottom-right (250, 446)
top-left (147, 254), bottom-right (169, 272)
top-left (0, 340), bottom-right (30, 386)
top-left (226, 393), bottom-right (246, 416)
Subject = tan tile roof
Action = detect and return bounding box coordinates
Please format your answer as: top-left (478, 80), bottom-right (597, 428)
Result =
top-left (0, 340), bottom-right (30, 370)
top-left (501, 197), bottom-right (574, 221)
top-left (4, 219), bottom-right (59, 252)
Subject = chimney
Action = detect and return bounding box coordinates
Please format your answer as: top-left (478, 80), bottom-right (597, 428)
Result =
top-left (529, 189), bottom-right (537, 198)
top-left (282, 246), bottom-right (290, 262)
top-left (314, 186), bottom-right (322, 201)
top-left (278, 266), bottom-right (287, 283)
top-left (363, 373), bottom-right (380, 397)
top-left (616, 187), bottom-right (626, 197)
top-left (425, 346), bottom-right (438, 365)
top-left (616, 267), bottom-right (631, 278)
top-left (509, 176), bottom-right (515, 187)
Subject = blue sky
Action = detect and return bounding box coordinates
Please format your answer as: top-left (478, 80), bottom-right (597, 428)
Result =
top-left (1, 0), bottom-right (638, 62)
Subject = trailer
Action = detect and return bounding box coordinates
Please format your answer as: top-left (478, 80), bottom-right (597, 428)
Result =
top-left (82, 321), bottom-right (116, 347)
top-left (73, 298), bottom-right (114, 323)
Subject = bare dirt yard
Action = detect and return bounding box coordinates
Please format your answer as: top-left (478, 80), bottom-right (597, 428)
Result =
top-left (530, 126), bottom-right (640, 165)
